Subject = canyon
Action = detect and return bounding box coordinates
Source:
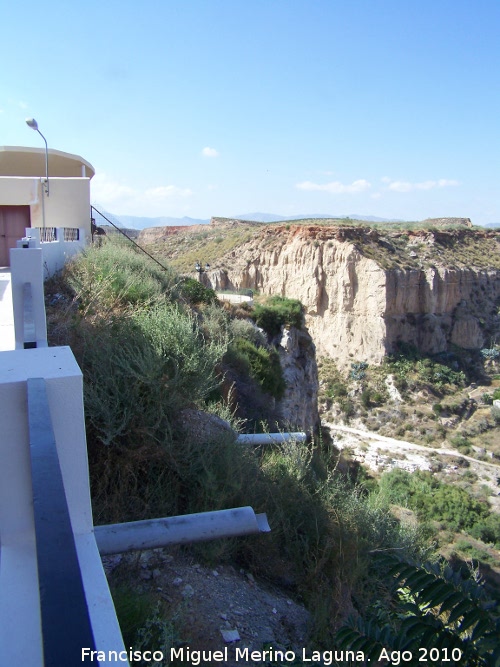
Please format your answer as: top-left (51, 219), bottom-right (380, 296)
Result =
top-left (189, 221), bottom-right (500, 369)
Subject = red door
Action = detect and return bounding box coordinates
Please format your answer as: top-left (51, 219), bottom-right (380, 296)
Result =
top-left (0, 206), bottom-right (31, 266)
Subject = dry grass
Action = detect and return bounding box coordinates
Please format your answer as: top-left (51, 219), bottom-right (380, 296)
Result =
top-left (140, 218), bottom-right (500, 275)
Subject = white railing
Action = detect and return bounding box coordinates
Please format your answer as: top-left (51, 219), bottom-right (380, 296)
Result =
top-left (0, 346), bottom-right (125, 665)
top-left (19, 226), bottom-right (86, 278)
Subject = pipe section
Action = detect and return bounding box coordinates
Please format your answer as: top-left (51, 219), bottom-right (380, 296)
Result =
top-left (95, 506), bottom-right (270, 555)
top-left (236, 432), bottom-right (306, 446)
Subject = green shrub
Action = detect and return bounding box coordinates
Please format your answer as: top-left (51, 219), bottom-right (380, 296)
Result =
top-left (66, 239), bottom-right (178, 310)
top-left (386, 346), bottom-right (467, 392)
top-left (450, 434), bottom-right (473, 451)
top-left (111, 586), bottom-right (181, 664)
top-left (225, 338), bottom-right (285, 399)
top-left (361, 387), bottom-right (372, 408)
top-left (178, 277), bottom-right (217, 304)
top-left (378, 469), bottom-right (491, 534)
top-left (80, 304), bottom-right (226, 448)
top-left (252, 295), bottom-right (304, 336)
top-left (469, 513), bottom-right (500, 547)
top-left (229, 317), bottom-right (267, 347)
top-left (339, 397), bottom-right (356, 418)
top-left (491, 405), bottom-right (500, 424)
top-left (326, 381), bottom-right (348, 400)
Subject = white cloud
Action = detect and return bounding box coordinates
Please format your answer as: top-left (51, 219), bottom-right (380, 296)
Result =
top-left (145, 185), bottom-right (193, 199)
top-left (91, 173), bottom-right (193, 214)
top-left (7, 98), bottom-right (28, 110)
top-left (386, 179), bottom-right (459, 193)
top-left (296, 179), bottom-right (371, 194)
top-left (91, 173), bottom-right (137, 203)
top-left (371, 192), bottom-right (382, 199)
top-left (202, 146), bottom-right (219, 157)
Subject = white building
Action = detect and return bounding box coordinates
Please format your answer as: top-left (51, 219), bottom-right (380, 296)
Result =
top-left (0, 146), bottom-right (95, 268)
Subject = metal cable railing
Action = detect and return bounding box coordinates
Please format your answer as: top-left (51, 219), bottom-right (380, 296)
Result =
top-left (91, 206), bottom-right (172, 274)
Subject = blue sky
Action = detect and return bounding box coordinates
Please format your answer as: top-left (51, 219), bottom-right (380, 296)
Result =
top-left (2, 1), bottom-right (499, 223)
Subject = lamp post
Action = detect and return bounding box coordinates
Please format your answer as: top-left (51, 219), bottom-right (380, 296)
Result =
top-left (195, 261), bottom-right (210, 273)
top-left (25, 118), bottom-right (49, 196)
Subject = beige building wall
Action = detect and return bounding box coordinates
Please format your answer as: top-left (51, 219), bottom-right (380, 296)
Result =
top-left (0, 177), bottom-right (38, 206)
top-left (0, 176), bottom-right (91, 236)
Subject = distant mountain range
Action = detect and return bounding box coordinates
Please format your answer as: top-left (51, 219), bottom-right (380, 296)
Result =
top-left (94, 212), bottom-right (211, 230)
top-left (96, 210), bottom-right (408, 230)
top-left (236, 212), bottom-right (407, 224)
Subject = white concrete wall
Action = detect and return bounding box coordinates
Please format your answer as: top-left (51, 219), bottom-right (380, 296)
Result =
top-left (0, 347), bottom-right (127, 665)
top-left (21, 226), bottom-right (87, 278)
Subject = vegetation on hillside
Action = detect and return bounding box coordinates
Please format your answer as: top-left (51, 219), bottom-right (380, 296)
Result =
top-left (336, 552), bottom-right (500, 666)
top-left (141, 217), bottom-right (500, 275)
top-left (44, 238), bottom-right (499, 660)
top-left (318, 345), bottom-right (500, 457)
top-left (379, 469), bottom-right (500, 546)
top-left (142, 224), bottom-right (262, 274)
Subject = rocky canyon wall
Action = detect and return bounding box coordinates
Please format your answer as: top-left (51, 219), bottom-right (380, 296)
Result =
top-left (204, 226), bottom-right (500, 368)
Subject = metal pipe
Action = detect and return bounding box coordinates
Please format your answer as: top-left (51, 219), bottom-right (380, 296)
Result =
top-left (38, 130), bottom-right (49, 197)
top-left (94, 506), bottom-right (270, 556)
top-left (236, 432), bottom-right (307, 446)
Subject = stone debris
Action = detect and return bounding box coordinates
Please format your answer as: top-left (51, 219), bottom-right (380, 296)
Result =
top-left (220, 628), bottom-right (240, 643)
top-left (181, 584), bottom-right (194, 598)
top-left (104, 548), bottom-right (311, 660)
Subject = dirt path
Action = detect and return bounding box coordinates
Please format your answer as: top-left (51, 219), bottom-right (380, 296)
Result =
top-left (324, 422), bottom-right (500, 473)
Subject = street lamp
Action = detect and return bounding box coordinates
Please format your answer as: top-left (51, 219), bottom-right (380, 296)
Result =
top-left (26, 117), bottom-right (49, 196)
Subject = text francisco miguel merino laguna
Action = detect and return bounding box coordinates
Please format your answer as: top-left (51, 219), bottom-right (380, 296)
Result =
top-left (82, 646), bottom-right (370, 664)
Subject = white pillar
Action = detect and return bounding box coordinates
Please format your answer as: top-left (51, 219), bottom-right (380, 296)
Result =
top-left (10, 247), bottom-right (47, 349)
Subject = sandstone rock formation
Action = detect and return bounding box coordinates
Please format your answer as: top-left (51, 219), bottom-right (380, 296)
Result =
top-left (202, 225), bottom-right (500, 369)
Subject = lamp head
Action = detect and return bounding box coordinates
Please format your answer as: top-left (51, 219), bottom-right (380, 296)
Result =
top-left (26, 117), bottom-right (39, 131)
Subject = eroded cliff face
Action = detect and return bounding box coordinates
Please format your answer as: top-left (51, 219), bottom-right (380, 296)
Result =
top-left (276, 326), bottom-right (319, 433)
top-left (204, 225), bottom-right (500, 368)
top-left (385, 267), bottom-right (500, 355)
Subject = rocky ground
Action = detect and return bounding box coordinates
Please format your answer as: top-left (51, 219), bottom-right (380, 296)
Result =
top-left (104, 548), bottom-right (311, 666)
